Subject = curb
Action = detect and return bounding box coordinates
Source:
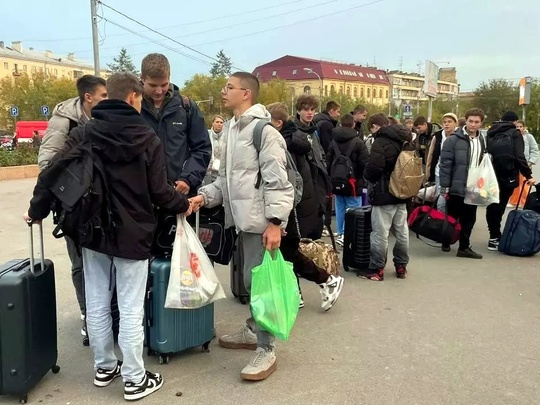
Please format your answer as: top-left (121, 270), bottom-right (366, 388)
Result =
top-left (0, 164), bottom-right (39, 181)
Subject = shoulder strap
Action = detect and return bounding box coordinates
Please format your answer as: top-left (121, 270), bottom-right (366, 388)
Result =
top-left (253, 120), bottom-right (271, 152)
top-left (344, 139), bottom-right (357, 157)
top-left (332, 142), bottom-right (342, 157)
top-left (68, 118), bottom-right (78, 134)
top-left (179, 94), bottom-right (191, 132)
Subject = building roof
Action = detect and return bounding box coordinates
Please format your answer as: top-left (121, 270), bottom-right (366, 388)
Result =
top-left (253, 55), bottom-right (389, 85)
top-left (0, 41), bottom-right (107, 71)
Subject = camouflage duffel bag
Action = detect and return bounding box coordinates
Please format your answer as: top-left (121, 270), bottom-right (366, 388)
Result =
top-left (298, 238), bottom-right (340, 276)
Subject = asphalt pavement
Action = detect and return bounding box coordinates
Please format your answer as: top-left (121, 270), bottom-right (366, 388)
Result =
top-left (1, 175), bottom-right (540, 405)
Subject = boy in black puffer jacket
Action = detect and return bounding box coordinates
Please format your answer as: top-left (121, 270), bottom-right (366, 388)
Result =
top-left (327, 114), bottom-right (369, 246)
top-left (363, 114), bottom-right (412, 281)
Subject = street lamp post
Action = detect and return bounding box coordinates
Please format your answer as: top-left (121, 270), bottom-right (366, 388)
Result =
top-left (303, 68), bottom-right (323, 110)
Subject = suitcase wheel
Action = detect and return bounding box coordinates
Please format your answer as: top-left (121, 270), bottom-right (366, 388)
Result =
top-left (51, 365), bottom-right (61, 374)
top-left (202, 340), bottom-right (211, 353)
top-left (158, 355), bottom-right (170, 365)
top-left (343, 263), bottom-right (350, 272)
top-left (19, 395), bottom-right (28, 404)
top-left (239, 296), bottom-right (249, 305)
top-left (82, 337), bottom-right (90, 347)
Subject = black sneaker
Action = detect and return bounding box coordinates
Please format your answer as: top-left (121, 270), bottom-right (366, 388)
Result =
top-left (124, 371), bottom-right (164, 401)
top-left (94, 360), bottom-right (122, 387)
top-left (487, 238), bottom-right (500, 251)
top-left (457, 247), bottom-right (483, 259)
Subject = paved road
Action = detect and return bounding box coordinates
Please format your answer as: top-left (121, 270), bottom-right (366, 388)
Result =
top-left (1, 177), bottom-right (540, 405)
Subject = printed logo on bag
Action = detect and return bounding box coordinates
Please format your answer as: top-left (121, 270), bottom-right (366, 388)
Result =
top-left (181, 270), bottom-right (195, 286)
top-left (190, 253), bottom-right (201, 277)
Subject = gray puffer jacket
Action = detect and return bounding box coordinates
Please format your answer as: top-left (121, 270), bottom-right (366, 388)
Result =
top-left (439, 127), bottom-right (486, 197)
top-left (38, 97), bottom-right (89, 170)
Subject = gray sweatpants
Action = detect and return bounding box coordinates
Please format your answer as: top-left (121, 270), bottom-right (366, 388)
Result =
top-left (82, 248), bottom-right (148, 383)
top-left (369, 204), bottom-right (409, 269)
top-left (238, 232), bottom-right (275, 350)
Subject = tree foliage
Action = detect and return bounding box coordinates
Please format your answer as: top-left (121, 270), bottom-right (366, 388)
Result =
top-left (473, 79), bottom-right (518, 123)
top-left (181, 73), bottom-right (228, 123)
top-left (210, 50), bottom-right (232, 78)
top-left (0, 72), bottom-right (77, 129)
top-left (107, 48), bottom-right (139, 75)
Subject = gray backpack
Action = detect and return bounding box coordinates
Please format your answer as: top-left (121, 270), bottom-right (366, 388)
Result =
top-left (253, 120), bottom-right (303, 207)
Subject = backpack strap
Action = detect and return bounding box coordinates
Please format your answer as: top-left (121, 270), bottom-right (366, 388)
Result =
top-left (344, 139), bottom-right (357, 157)
top-left (68, 118), bottom-right (78, 134)
top-left (180, 94), bottom-right (192, 132)
top-left (253, 120), bottom-right (273, 189)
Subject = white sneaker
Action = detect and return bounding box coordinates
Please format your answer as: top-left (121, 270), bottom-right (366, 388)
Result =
top-left (336, 234), bottom-right (345, 247)
top-left (320, 275), bottom-right (344, 312)
top-left (240, 347), bottom-right (277, 381)
top-left (124, 371), bottom-right (163, 401)
top-left (322, 229), bottom-right (331, 237)
top-left (299, 291), bottom-right (305, 308)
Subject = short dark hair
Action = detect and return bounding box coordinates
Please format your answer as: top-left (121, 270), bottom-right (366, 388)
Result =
top-left (353, 105), bottom-right (367, 114)
top-left (325, 100), bottom-right (341, 113)
top-left (388, 117), bottom-right (400, 125)
top-left (141, 53), bottom-right (170, 79)
top-left (76, 75), bottom-right (106, 101)
top-left (340, 114), bottom-right (355, 128)
top-left (295, 94), bottom-right (319, 111)
top-left (231, 71), bottom-right (260, 101)
top-left (458, 118), bottom-right (466, 127)
top-left (368, 113), bottom-right (389, 129)
top-left (106, 72), bottom-right (144, 100)
top-left (465, 108), bottom-right (485, 122)
top-left (413, 116), bottom-right (427, 126)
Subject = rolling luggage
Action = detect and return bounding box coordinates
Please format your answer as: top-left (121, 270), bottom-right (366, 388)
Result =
top-left (145, 258), bottom-right (215, 364)
top-left (230, 236), bottom-right (250, 305)
top-left (0, 223), bottom-right (60, 404)
top-left (342, 206), bottom-right (372, 272)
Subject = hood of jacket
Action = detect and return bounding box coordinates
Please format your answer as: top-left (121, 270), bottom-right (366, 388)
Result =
top-left (293, 116), bottom-right (317, 135)
top-left (280, 119), bottom-right (297, 137)
top-left (376, 124), bottom-right (412, 145)
top-left (209, 128), bottom-right (223, 141)
top-left (487, 121), bottom-right (516, 139)
top-left (313, 111), bottom-right (337, 127)
top-left (52, 96), bottom-right (89, 124)
top-left (333, 126), bottom-right (358, 143)
top-left (234, 103), bottom-right (272, 131)
top-left (89, 99), bottom-right (156, 162)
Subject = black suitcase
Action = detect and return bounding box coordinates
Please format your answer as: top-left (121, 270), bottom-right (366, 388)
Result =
top-left (0, 223), bottom-right (60, 404)
top-left (230, 238), bottom-right (249, 305)
top-left (343, 206), bottom-right (372, 272)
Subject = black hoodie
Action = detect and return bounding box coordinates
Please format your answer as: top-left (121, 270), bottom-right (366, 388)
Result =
top-left (327, 126), bottom-right (369, 194)
top-left (486, 121), bottom-right (532, 188)
top-left (364, 124), bottom-right (413, 206)
top-left (28, 99), bottom-right (189, 260)
top-left (313, 111), bottom-right (338, 153)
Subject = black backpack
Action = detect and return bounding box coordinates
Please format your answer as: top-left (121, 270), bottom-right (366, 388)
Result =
top-left (330, 140), bottom-right (357, 196)
top-left (41, 129), bottom-right (115, 247)
top-left (487, 129), bottom-right (515, 175)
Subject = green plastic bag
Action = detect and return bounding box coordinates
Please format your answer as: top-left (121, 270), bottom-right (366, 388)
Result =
top-left (250, 250), bottom-right (300, 341)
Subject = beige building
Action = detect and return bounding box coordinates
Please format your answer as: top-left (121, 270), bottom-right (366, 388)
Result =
top-left (388, 67), bottom-right (459, 103)
top-left (0, 40), bottom-right (108, 80)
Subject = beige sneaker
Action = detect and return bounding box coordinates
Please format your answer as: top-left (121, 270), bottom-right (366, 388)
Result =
top-left (240, 348), bottom-right (277, 381)
top-left (218, 325), bottom-right (257, 350)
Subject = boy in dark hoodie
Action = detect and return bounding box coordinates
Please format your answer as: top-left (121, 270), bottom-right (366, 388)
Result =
top-left (24, 72), bottom-right (191, 401)
top-left (363, 114), bottom-right (412, 281)
top-left (485, 111), bottom-right (535, 251)
top-left (327, 114), bottom-right (369, 246)
top-left (267, 102), bottom-right (344, 312)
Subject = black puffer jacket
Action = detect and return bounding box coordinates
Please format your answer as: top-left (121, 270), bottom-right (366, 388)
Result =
top-left (439, 127), bottom-right (486, 197)
top-left (327, 126), bottom-right (369, 195)
top-left (486, 121), bottom-right (532, 189)
top-left (29, 100), bottom-right (189, 260)
top-left (364, 125), bottom-right (413, 206)
top-left (313, 111), bottom-right (338, 153)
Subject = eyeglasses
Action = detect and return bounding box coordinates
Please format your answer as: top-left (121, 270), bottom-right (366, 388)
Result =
top-left (222, 85), bottom-right (247, 94)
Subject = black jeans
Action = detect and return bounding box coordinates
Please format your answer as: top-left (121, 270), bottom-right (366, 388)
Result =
top-left (65, 236), bottom-right (85, 315)
top-left (280, 235), bottom-right (330, 285)
top-left (447, 195), bottom-right (478, 250)
top-left (486, 186), bottom-right (515, 239)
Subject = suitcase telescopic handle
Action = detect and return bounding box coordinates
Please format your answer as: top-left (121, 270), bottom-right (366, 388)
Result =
top-left (27, 221), bottom-right (45, 275)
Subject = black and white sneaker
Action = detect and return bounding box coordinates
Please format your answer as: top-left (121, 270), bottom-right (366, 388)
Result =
top-left (124, 371), bottom-right (164, 401)
top-left (488, 238), bottom-right (500, 251)
top-left (94, 360), bottom-right (122, 387)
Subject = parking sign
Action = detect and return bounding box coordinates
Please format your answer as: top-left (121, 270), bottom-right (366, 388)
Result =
top-left (9, 106), bottom-right (19, 117)
top-left (41, 105), bottom-right (50, 117)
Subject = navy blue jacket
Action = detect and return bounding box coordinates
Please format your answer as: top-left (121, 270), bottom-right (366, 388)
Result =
top-left (141, 86), bottom-right (211, 191)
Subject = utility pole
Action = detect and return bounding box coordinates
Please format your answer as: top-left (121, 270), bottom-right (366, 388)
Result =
top-left (90, 0), bottom-right (101, 76)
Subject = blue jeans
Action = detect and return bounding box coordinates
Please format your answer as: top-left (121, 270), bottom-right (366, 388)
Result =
top-left (369, 204), bottom-right (409, 269)
top-left (335, 195), bottom-right (363, 235)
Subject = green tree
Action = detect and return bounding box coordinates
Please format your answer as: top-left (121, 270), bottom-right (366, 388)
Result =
top-left (182, 73), bottom-right (228, 124)
top-left (258, 79), bottom-right (291, 107)
top-left (473, 79), bottom-right (519, 123)
top-left (0, 72), bottom-right (76, 129)
top-left (107, 47), bottom-right (139, 75)
top-left (210, 50), bottom-right (232, 78)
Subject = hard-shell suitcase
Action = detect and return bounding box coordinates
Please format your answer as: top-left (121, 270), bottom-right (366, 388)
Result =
top-left (230, 237), bottom-right (249, 305)
top-left (145, 258), bottom-right (215, 364)
top-left (343, 206), bottom-right (372, 272)
top-left (0, 223), bottom-right (60, 404)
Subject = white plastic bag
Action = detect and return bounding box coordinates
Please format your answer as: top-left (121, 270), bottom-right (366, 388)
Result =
top-left (165, 215), bottom-right (226, 309)
top-left (417, 185), bottom-right (437, 202)
top-left (464, 154), bottom-right (500, 206)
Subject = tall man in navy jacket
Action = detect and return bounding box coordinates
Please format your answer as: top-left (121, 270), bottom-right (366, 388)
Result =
top-left (140, 53), bottom-right (211, 194)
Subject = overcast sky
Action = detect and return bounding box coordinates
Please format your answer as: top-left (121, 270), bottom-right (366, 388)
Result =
top-left (2, 0), bottom-right (538, 91)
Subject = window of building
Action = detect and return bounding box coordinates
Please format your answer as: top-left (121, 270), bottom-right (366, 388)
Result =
top-left (14, 63), bottom-right (18, 72)
top-left (23, 65), bottom-right (27, 72)
top-left (324, 85), bottom-right (328, 96)
top-left (330, 85), bottom-right (335, 95)
top-left (272, 70), bottom-right (277, 76)
top-left (367, 88), bottom-right (371, 98)
top-left (31, 66), bottom-right (36, 73)
top-left (379, 89), bottom-right (383, 99)
top-left (339, 86), bottom-right (343, 94)
top-left (303, 85), bottom-right (311, 94)
top-left (292, 69), bottom-right (297, 75)
top-left (353, 87), bottom-right (358, 97)
top-left (346, 86), bottom-right (351, 96)
top-left (360, 87), bottom-right (364, 98)
top-left (54, 68), bottom-right (58, 75)
top-left (3, 62), bottom-right (7, 69)
top-left (385, 90), bottom-right (389, 99)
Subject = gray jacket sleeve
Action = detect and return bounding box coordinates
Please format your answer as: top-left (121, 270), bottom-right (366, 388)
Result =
top-left (527, 133), bottom-right (539, 165)
top-left (439, 136), bottom-right (455, 190)
top-left (199, 146), bottom-right (225, 208)
top-left (259, 126), bottom-right (294, 224)
top-left (37, 115), bottom-right (70, 170)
